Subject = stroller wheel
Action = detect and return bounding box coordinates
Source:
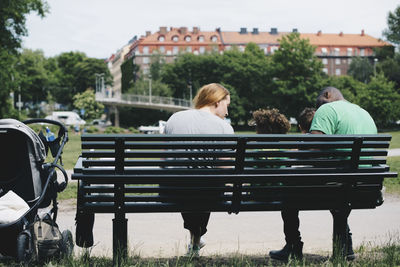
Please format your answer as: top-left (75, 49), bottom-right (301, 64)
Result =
top-left (16, 232), bottom-right (33, 263)
top-left (61, 230), bottom-right (74, 257)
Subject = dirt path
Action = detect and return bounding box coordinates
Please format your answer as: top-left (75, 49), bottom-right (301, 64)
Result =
top-left (57, 193), bottom-right (400, 258)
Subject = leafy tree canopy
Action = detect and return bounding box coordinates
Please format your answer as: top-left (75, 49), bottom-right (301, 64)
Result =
top-left (347, 57), bottom-right (374, 83)
top-left (0, 0), bottom-right (48, 53)
top-left (73, 89), bottom-right (104, 121)
top-left (270, 32), bottom-right (324, 117)
top-left (383, 5), bottom-right (400, 46)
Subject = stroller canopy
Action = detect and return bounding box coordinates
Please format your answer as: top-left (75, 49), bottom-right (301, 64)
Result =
top-left (0, 119), bottom-right (46, 163)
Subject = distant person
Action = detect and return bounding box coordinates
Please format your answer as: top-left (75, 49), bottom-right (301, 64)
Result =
top-left (164, 83), bottom-right (234, 256)
top-left (297, 107), bottom-right (316, 133)
top-left (269, 87), bottom-right (377, 261)
top-left (250, 108), bottom-right (291, 134)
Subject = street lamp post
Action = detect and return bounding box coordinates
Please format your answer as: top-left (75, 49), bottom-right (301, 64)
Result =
top-left (148, 73), bottom-right (152, 103)
top-left (374, 58), bottom-right (378, 77)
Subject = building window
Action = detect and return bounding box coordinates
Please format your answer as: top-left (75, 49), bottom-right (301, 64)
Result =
top-left (321, 47), bottom-right (328, 55)
top-left (335, 68), bottom-right (341, 76)
top-left (159, 46), bottom-right (165, 53)
top-left (184, 36), bottom-right (191, 42)
top-left (173, 46), bottom-right (179, 55)
top-left (270, 46), bottom-right (278, 54)
top-left (158, 35), bottom-right (165, 42)
top-left (143, 57), bottom-right (149, 64)
top-left (360, 48), bottom-right (365, 56)
top-left (193, 50), bottom-right (199, 55)
top-left (199, 46), bottom-right (205, 54)
top-left (348, 58), bottom-right (352, 65)
top-left (323, 68), bottom-right (328, 74)
top-left (166, 50), bottom-right (172, 55)
top-left (239, 46), bottom-right (245, 52)
top-left (186, 46), bottom-right (192, 52)
top-left (335, 58), bottom-right (341, 65)
top-left (198, 35), bottom-right (205, 42)
top-left (172, 35), bottom-right (179, 42)
top-left (226, 46), bottom-right (232, 50)
top-left (143, 46), bottom-right (149, 55)
top-left (211, 35), bottom-right (218, 42)
top-left (334, 48), bottom-right (340, 56)
top-left (322, 58), bottom-right (328, 65)
top-left (347, 48), bottom-right (353, 56)
top-left (143, 67), bottom-right (149, 75)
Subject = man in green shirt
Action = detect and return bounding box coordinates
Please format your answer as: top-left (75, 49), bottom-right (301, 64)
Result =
top-left (270, 87), bottom-right (377, 261)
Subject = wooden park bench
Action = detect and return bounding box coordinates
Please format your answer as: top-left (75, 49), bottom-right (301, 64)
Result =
top-left (72, 134), bottom-right (397, 262)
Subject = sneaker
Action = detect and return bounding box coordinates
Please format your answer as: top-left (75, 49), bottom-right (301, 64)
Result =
top-left (185, 244), bottom-right (200, 257)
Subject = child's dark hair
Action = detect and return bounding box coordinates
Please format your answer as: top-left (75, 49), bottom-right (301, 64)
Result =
top-left (298, 107), bottom-right (316, 133)
top-left (251, 108), bottom-right (290, 134)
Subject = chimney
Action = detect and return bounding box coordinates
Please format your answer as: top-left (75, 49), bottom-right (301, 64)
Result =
top-left (361, 29), bottom-right (365, 36)
top-left (239, 27), bottom-right (247, 34)
top-left (317, 30), bottom-right (322, 36)
top-left (339, 32), bottom-right (343, 36)
top-left (179, 27), bottom-right (187, 34)
top-left (193, 27), bottom-right (199, 34)
top-left (159, 27), bottom-right (167, 35)
top-left (292, 28), bottom-right (298, 33)
top-left (252, 28), bottom-right (259, 34)
top-left (145, 31), bottom-right (151, 37)
top-left (270, 28), bottom-right (278, 35)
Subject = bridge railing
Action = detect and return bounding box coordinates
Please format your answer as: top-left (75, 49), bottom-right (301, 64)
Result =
top-left (121, 94), bottom-right (192, 108)
top-left (96, 92), bottom-right (192, 108)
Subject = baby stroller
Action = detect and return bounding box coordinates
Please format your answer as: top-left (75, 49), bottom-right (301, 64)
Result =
top-left (0, 118), bottom-right (73, 263)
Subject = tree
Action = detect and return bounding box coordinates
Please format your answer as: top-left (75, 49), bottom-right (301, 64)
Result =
top-left (347, 57), bottom-right (374, 83)
top-left (0, 0), bottom-right (48, 118)
top-left (357, 73), bottom-right (400, 127)
top-left (51, 52), bottom-right (111, 105)
top-left (270, 32), bottom-right (324, 118)
top-left (383, 5), bottom-right (400, 47)
top-left (0, 0), bottom-right (48, 54)
top-left (376, 53), bottom-right (400, 90)
top-left (16, 49), bottom-right (50, 103)
top-left (73, 89), bottom-right (104, 121)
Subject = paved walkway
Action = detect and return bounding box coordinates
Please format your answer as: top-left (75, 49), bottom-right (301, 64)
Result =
top-left (57, 194), bottom-right (400, 258)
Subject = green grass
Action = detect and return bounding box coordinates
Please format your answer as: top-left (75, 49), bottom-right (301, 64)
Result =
top-left (385, 131), bottom-right (400, 149)
top-left (1, 239), bottom-right (400, 266)
top-left (385, 156), bottom-right (400, 194)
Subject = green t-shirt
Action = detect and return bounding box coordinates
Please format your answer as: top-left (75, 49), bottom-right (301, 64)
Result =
top-left (310, 100), bottom-right (377, 134)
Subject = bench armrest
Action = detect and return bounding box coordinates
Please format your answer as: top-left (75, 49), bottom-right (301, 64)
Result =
top-left (73, 156), bottom-right (83, 174)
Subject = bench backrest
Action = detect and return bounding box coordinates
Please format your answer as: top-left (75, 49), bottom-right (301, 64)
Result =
top-left (72, 134), bottom-right (397, 214)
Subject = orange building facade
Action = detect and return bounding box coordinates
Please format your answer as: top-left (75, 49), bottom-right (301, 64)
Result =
top-left (121, 26), bottom-right (390, 80)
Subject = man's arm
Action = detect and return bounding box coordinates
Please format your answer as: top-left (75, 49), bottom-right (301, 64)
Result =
top-left (310, 130), bottom-right (325, 134)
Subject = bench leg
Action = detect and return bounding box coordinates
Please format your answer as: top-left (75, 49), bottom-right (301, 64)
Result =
top-left (113, 213), bottom-right (128, 265)
top-left (331, 208), bottom-right (351, 259)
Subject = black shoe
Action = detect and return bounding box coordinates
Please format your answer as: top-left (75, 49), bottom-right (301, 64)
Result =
top-left (269, 242), bottom-right (303, 261)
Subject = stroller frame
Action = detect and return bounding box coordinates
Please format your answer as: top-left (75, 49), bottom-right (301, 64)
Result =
top-left (0, 118), bottom-right (72, 262)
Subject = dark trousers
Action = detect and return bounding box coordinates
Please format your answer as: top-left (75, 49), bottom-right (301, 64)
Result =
top-left (181, 212), bottom-right (210, 236)
top-left (281, 208), bottom-right (352, 245)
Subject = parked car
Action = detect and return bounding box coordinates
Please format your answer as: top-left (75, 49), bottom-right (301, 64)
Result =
top-left (45, 111), bottom-right (86, 126)
top-left (91, 119), bottom-right (112, 127)
top-left (138, 120), bottom-right (166, 134)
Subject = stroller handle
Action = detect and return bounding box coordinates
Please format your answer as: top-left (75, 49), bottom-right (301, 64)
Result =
top-left (23, 118), bottom-right (68, 140)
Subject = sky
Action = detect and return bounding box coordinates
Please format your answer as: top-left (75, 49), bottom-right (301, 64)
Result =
top-left (22, 0), bottom-right (399, 59)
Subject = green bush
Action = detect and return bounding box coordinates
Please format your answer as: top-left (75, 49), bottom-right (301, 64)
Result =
top-left (85, 125), bottom-right (100, 133)
top-left (128, 127), bottom-right (140, 134)
top-left (104, 126), bottom-right (125, 134)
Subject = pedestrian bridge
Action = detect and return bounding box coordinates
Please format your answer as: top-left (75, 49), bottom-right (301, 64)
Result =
top-left (95, 92), bottom-right (192, 112)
